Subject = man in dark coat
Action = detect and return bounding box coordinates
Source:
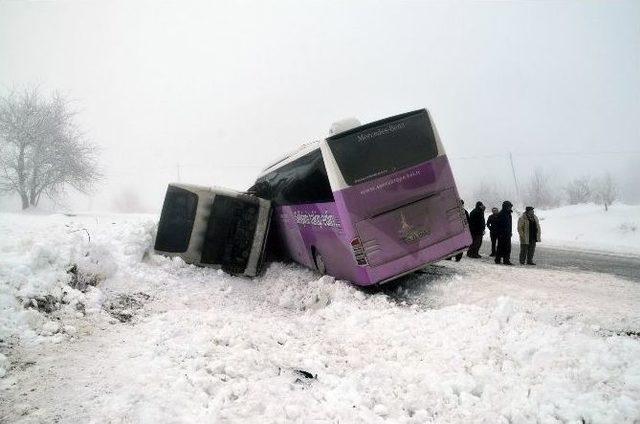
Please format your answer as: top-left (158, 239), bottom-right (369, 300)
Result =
top-left (494, 200), bottom-right (514, 265)
top-left (467, 201), bottom-right (486, 258)
top-left (486, 207), bottom-right (499, 256)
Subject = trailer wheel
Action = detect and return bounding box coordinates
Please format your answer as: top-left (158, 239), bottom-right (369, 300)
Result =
top-left (312, 248), bottom-right (326, 275)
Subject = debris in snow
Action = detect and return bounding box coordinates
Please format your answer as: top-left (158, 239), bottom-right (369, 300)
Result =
top-left (294, 369), bottom-right (316, 379)
top-left (24, 295), bottom-right (59, 314)
top-left (66, 264), bottom-right (102, 292)
top-left (597, 328), bottom-right (640, 339)
top-left (105, 292), bottom-right (150, 323)
top-left (0, 353), bottom-right (8, 378)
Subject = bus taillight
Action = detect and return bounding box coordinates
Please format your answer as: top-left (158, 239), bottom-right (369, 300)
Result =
top-left (351, 237), bottom-right (368, 265)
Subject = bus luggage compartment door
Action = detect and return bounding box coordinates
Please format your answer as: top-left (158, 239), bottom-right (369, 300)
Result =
top-left (354, 190), bottom-right (462, 267)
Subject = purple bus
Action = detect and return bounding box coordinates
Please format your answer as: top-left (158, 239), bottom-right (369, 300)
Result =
top-left (251, 109), bottom-right (471, 286)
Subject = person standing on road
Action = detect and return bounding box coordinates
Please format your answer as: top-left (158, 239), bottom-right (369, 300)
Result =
top-left (446, 199), bottom-right (469, 261)
top-left (467, 201), bottom-right (486, 258)
top-left (455, 199), bottom-right (470, 261)
top-left (494, 200), bottom-right (514, 265)
top-left (486, 207), bottom-right (499, 256)
top-left (518, 206), bottom-right (541, 265)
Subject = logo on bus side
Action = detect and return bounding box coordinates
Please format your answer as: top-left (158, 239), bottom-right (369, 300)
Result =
top-left (293, 211), bottom-right (341, 229)
top-left (399, 212), bottom-right (430, 243)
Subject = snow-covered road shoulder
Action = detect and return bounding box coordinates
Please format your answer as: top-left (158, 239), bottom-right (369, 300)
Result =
top-left (1, 213), bottom-right (639, 423)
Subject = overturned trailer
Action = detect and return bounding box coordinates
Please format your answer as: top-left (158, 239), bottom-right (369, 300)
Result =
top-left (154, 184), bottom-right (272, 277)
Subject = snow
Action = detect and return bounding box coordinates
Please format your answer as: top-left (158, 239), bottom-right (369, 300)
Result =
top-left (0, 212), bottom-right (639, 423)
top-left (532, 203), bottom-right (640, 255)
top-left (329, 117), bottom-right (361, 136)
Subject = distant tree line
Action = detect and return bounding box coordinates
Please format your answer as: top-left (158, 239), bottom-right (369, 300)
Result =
top-left (474, 169), bottom-right (619, 211)
top-left (0, 88), bottom-right (100, 209)
top-left (564, 173), bottom-right (618, 210)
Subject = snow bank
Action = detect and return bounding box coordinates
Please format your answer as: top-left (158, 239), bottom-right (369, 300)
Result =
top-left (1, 212), bottom-right (639, 423)
top-left (522, 203), bottom-right (640, 255)
top-left (0, 212), bottom-right (156, 345)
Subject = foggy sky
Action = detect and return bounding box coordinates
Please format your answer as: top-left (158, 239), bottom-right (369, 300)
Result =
top-left (1, 0), bottom-right (639, 212)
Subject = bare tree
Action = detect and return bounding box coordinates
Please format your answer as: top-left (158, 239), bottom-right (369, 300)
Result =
top-left (0, 89), bottom-right (100, 209)
top-left (564, 176), bottom-right (592, 205)
top-left (523, 168), bottom-right (561, 209)
top-left (473, 180), bottom-right (513, 210)
top-left (593, 173), bottom-right (618, 211)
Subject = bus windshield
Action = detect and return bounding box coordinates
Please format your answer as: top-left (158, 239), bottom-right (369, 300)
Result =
top-left (326, 109), bottom-right (438, 185)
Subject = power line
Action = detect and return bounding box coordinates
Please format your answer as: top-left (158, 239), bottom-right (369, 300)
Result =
top-left (449, 150), bottom-right (640, 160)
top-left (102, 149), bottom-right (640, 175)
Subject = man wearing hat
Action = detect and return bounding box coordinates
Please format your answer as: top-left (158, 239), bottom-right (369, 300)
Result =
top-left (494, 200), bottom-right (514, 265)
top-left (518, 206), bottom-right (542, 265)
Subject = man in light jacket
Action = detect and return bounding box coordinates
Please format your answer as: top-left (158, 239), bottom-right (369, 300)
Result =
top-left (518, 206), bottom-right (541, 265)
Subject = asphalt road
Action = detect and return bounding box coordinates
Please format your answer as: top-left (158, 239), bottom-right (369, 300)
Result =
top-left (479, 243), bottom-right (640, 283)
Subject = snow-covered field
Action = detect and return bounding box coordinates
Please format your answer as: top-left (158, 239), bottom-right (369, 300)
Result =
top-left (534, 203), bottom-right (640, 255)
top-left (1, 212), bottom-right (640, 423)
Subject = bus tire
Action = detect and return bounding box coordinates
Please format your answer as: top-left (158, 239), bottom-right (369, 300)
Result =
top-left (312, 248), bottom-right (326, 275)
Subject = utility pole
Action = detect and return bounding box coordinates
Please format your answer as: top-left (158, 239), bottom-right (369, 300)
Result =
top-left (176, 162), bottom-right (181, 182)
top-left (509, 152), bottom-right (521, 206)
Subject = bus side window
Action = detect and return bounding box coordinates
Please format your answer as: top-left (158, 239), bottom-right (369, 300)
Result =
top-left (282, 167), bottom-right (333, 204)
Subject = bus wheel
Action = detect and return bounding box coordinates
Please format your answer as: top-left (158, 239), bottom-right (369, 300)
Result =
top-left (313, 249), bottom-right (326, 275)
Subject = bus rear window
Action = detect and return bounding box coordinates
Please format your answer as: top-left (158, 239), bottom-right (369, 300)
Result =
top-left (326, 109), bottom-right (438, 186)
top-left (154, 186), bottom-right (198, 253)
